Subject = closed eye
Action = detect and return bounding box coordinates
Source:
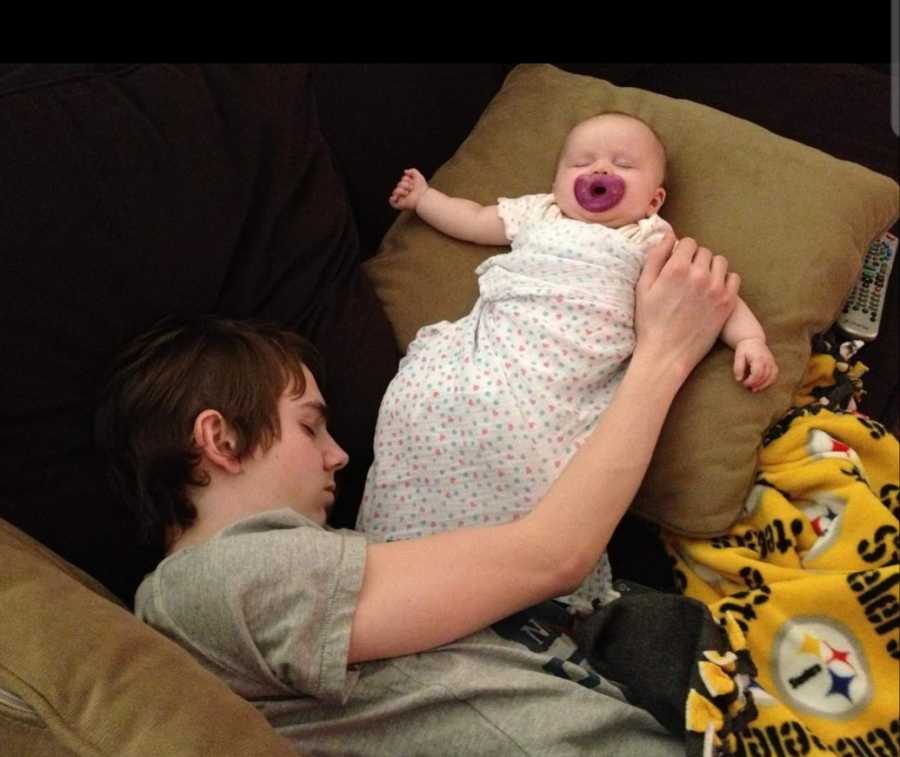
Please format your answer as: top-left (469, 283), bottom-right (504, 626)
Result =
top-left (296, 399), bottom-right (329, 438)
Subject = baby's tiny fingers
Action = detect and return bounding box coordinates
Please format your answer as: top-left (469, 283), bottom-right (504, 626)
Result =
top-left (743, 363), bottom-right (761, 388)
top-left (758, 363), bottom-right (777, 391)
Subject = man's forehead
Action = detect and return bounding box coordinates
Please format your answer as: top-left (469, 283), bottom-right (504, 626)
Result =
top-left (284, 365), bottom-right (326, 407)
top-left (286, 391), bottom-right (328, 417)
top-left (300, 398), bottom-right (328, 416)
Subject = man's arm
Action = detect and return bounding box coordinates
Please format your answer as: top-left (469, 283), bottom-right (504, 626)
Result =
top-left (389, 167), bottom-right (508, 246)
top-left (348, 235), bottom-right (740, 664)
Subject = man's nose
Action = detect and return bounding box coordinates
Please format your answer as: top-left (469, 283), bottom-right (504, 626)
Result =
top-left (325, 439), bottom-right (349, 471)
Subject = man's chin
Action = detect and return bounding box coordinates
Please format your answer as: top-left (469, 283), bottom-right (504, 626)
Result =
top-left (291, 503), bottom-right (328, 526)
top-left (319, 499), bottom-right (335, 525)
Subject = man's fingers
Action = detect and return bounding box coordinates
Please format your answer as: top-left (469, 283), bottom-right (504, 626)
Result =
top-left (671, 236), bottom-right (697, 265)
top-left (725, 272), bottom-right (741, 298)
top-left (693, 245), bottom-right (712, 270)
top-left (657, 228), bottom-right (676, 250)
top-left (639, 229), bottom-right (676, 288)
top-left (711, 255), bottom-right (729, 287)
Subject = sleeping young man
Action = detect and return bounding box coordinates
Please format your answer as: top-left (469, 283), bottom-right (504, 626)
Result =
top-left (96, 230), bottom-right (739, 754)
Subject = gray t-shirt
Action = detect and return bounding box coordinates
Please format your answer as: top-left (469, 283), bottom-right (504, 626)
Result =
top-left (135, 509), bottom-right (679, 755)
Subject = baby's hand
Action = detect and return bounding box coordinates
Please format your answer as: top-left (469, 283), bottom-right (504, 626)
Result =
top-left (389, 168), bottom-right (429, 210)
top-left (733, 337), bottom-right (779, 392)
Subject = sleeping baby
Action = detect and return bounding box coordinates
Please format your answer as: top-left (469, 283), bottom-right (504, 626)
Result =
top-left (357, 112), bottom-right (778, 607)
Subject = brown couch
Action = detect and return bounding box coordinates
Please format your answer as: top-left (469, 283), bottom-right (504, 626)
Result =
top-left (1, 63), bottom-right (896, 755)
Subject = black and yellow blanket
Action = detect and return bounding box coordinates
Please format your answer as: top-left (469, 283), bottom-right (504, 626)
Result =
top-left (665, 336), bottom-right (900, 755)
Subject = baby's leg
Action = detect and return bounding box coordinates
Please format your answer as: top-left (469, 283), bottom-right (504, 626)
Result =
top-left (472, 293), bottom-right (634, 609)
top-left (356, 315), bottom-right (542, 540)
top-left (359, 283), bottom-right (636, 613)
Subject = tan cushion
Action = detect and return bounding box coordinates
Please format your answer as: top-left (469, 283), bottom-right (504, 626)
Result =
top-left (0, 518), bottom-right (297, 756)
top-left (363, 63), bottom-right (899, 536)
top-left (0, 700), bottom-right (78, 757)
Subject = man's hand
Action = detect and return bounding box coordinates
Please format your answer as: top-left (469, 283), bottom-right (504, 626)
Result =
top-left (635, 235), bottom-right (740, 384)
top-left (389, 168), bottom-right (429, 211)
top-left (734, 337), bottom-right (779, 392)
top-left (643, 226), bottom-right (676, 261)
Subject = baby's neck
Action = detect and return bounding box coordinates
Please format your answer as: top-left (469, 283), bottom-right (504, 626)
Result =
top-left (558, 209), bottom-right (651, 230)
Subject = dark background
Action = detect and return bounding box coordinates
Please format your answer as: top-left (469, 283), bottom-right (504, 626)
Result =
top-left (1, 62), bottom-right (896, 599)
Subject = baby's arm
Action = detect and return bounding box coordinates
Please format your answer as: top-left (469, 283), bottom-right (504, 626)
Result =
top-left (721, 298), bottom-right (779, 392)
top-left (389, 168), bottom-right (508, 246)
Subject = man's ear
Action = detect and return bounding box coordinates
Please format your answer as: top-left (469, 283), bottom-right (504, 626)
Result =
top-left (192, 409), bottom-right (242, 474)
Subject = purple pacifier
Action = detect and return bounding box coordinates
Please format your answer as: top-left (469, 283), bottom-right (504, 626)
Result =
top-left (573, 173), bottom-right (625, 213)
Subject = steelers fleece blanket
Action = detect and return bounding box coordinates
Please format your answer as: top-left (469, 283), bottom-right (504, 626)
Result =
top-left (664, 336), bottom-right (899, 756)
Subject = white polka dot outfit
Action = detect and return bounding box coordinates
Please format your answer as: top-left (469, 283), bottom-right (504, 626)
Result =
top-left (357, 194), bottom-right (671, 608)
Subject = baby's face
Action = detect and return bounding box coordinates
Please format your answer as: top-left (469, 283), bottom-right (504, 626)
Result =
top-left (552, 114), bottom-right (666, 228)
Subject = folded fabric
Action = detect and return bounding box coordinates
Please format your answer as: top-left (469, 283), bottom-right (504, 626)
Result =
top-left (574, 581), bottom-right (759, 756)
top-left (664, 334), bottom-right (899, 755)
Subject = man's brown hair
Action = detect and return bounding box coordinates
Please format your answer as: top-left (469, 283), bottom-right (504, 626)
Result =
top-left (95, 314), bottom-right (324, 558)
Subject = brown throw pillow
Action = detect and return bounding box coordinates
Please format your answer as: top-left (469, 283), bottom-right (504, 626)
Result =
top-left (363, 63), bottom-right (899, 535)
top-left (0, 518), bottom-right (296, 756)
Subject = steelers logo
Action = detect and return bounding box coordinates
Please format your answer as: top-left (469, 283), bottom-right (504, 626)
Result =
top-left (805, 429), bottom-right (859, 463)
top-left (798, 494), bottom-right (847, 564)
top-left (771, 617), bottom-right (871, 717)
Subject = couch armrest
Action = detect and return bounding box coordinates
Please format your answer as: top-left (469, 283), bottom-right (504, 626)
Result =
top-left (0, 518), bottom-right (297, 757)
